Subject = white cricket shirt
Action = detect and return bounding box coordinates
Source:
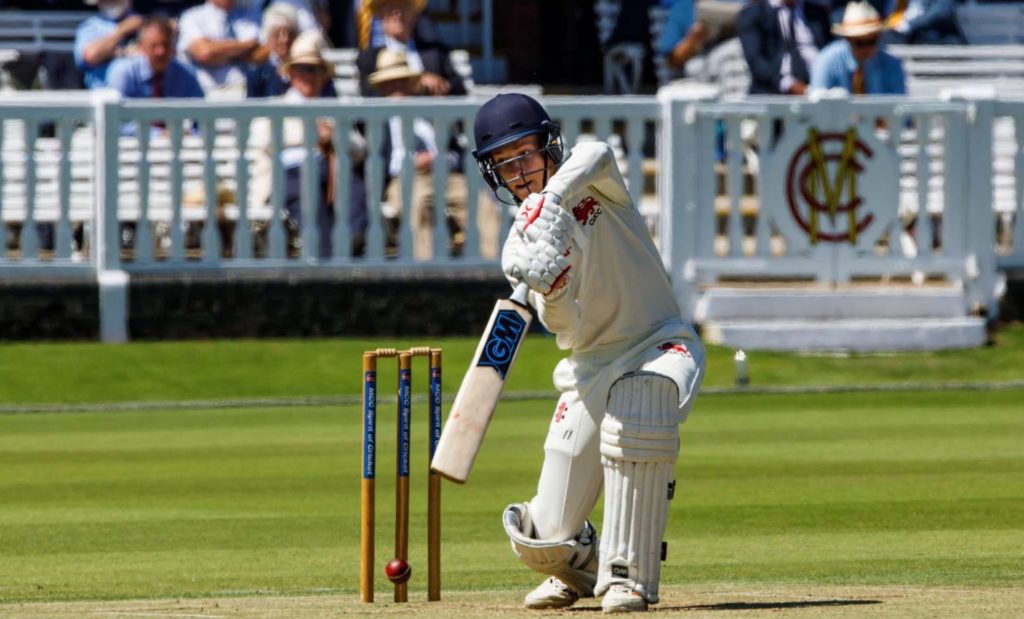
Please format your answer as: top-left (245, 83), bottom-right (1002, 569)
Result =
top-left (502, 141), bottom-right (688, 354)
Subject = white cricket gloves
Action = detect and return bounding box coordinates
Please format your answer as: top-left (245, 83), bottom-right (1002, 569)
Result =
top-left (503, 192), bottom-right (580, 297)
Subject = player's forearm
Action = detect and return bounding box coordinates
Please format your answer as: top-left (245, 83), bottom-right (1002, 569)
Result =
top-left (188, 38), bottom-right (258, 65)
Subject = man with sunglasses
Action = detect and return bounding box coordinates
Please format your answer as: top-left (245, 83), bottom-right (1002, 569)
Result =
top-left (472, 93), bottom-right (705, 613)
top-left (810, 1), bottom-right (906, 95)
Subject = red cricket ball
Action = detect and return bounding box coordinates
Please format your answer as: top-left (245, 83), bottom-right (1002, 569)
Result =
top-left (384, 558), bottom-right (411, 584)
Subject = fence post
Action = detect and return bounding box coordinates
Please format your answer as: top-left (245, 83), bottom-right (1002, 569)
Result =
top-left (482, 0), bottom-right (493, 82)
top-left (93, 89), bottom-right (129, 343)
top-left (961, 96), bottom-right (998, 320)
top-left (657, 84), bottom-right (717, 323)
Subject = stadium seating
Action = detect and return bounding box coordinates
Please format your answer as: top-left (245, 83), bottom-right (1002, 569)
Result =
top-left (957, 3), bottom-right (1024, 44)
top-left (0, 11), bottom-right (88, 54)
top-left (889, 44), bottom-right (1024, 99)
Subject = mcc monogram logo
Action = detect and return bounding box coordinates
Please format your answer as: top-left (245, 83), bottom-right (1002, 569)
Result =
top-left (785, 127), bottom-right (875, 245)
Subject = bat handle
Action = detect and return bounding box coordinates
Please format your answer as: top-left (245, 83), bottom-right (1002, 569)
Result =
top-left (510, 282), bottom-right (530, 309)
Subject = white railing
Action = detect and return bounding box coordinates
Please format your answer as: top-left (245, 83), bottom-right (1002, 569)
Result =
top-left (1, 90), bottom-right (1022, 340)
top-left (0, 95), bottom-right (97, 277)
top-left (659, 92), bottom-right (1022, 320)
top-left (992, 100), bottom-right (1024, 271)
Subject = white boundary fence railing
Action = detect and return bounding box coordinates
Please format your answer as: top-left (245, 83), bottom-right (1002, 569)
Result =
top-left (0, 91), bottom-right (1021, 341)
top-left (660, 92), bottom-right (1024, 322)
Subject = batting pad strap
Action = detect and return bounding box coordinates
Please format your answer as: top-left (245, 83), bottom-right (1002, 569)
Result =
top-left (503, 503), bottom-right (599, 597)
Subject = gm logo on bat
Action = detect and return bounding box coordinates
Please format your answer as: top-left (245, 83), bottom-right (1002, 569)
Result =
top-left (477, 309), bottom-right (527, 379)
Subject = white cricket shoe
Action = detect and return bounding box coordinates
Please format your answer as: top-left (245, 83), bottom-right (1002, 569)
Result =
top-left (524, 576), bottom-right (579, 609)
top-left (601, 584), bottom-right (648, 613)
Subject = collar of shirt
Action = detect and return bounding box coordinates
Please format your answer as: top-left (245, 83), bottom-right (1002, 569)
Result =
top-left (203, 3), bottom-right (255, 33)
top-left (383, 35), bottom-right (424, 73)
top-left (839, 40), bottom-right (878, 74)
top-left (204, 2), bottom-right (248, 20)
top-left (135, 55), bottom-right (155, 82)
top-left (904, 0), bottom-right (924, 22)
top-left (94, 10), bottom-right (140, 26)
top-left (284, 87), bottom-right (307, 102)
top-left (768, 0), bottom-right (799, 13)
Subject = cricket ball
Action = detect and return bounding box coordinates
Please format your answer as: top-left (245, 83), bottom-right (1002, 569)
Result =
top-left (384, 558), bottom-right (411, 584)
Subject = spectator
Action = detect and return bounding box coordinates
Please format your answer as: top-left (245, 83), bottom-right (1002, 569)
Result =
top-left (370, 49), bottom-right (467, 259)
top-left (356, 0), bottom-right (466, 97)
top-left (177, 0), bottom-right (268, 93)
top-left (737, 0), bottom-right (833, 95)
top-left (811, 1), bottom-right (906, 95)
top-left (247, 3), bottom-right (339, 98)
top-left (657, 0), bottom-right (708, 72)
top-left (74, 0), bottom-right (143, 89)
top-left (250, 32), bottom-right (362, 258)
top-left (246, 3), bottom-right (299, 98)
top-left (108, 17), bottom-right (204, 100)
top-left (355, 0), bottom-right (386, 49)
top-left (884, 0), bottom-right (965, 45)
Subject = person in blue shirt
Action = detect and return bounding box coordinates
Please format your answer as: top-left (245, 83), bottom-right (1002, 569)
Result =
top-left (107, 17), bottom-right (204, 100)
top-left (810, 1), bottom-right (906, 96)
top-left (107, 17), bottom-right (204, 137)
top-left (74, 0), bottom-right (143, 89)
top-left (656, 0), bottom-right (707, 72)
top-left (884, 0), bottom-right (966, 45)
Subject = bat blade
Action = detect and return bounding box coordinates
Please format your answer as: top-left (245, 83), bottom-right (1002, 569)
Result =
top-left (431, 284), bottom-right (532, 483)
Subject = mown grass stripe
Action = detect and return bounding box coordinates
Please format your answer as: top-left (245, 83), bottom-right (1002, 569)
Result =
top-left (3, 379), bottom-right (1024, 414)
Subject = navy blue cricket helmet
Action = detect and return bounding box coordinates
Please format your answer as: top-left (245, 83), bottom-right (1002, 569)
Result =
top-left (472, 93), bottom-right (564, 202)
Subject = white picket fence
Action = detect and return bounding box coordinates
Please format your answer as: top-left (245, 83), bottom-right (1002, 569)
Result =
top-left (0, 90), bottom-right (1022, 341)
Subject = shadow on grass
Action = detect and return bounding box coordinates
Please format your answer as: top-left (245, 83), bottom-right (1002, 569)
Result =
top-left (568, 599), bottom-right (882, 612)
top-left (676, 599), bottom-right (883, 611)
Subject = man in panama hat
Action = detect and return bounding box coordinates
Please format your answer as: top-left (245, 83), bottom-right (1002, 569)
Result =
top-left (810, 1), bottom-right (906, 95)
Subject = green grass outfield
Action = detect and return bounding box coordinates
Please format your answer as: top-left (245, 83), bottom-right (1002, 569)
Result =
top-left (2, 325), bottom-right (1024, 405)
top-left (0, 332), bottom-right (1022, 615)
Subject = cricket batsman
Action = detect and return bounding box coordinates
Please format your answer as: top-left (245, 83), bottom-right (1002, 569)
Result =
top-left (471, 93), bottom-right (705, 612)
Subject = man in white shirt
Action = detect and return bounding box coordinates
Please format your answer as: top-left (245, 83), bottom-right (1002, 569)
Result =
top-left (471, 93), bottom-right (705, 613)
top-left (177, 0), bottom-right (269, 92)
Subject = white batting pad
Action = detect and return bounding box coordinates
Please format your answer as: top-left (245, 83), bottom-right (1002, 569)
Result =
top-left (503, 503), bottom-right (599, 596)
top-left (596, 372), bottom-right (680, 604)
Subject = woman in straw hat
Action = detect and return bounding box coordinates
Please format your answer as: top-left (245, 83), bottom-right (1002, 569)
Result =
top-left (810, 1), bottom-right (906, 96)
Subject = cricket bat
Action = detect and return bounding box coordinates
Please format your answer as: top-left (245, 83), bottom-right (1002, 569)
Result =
top-left (431, 283), bottom-right (532, 483)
